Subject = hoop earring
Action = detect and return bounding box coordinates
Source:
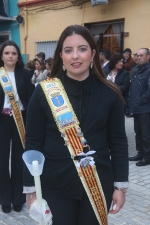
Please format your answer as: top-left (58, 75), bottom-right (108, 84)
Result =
top-left (90, 62), bottom-right (93, 69)
top-left (63, 64), bottom-right (65, 71)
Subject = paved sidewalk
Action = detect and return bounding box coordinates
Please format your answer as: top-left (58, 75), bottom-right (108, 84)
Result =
top-left (0, 117), bottom-right (150, 224)
top-left (108, 117), bottom-right (150, 225)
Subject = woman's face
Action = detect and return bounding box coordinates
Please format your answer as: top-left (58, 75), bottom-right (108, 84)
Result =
top-left (46, 62), bottom-right (50, 71)
top-left (35, 61), bottom-right (42, 71)
top-left (60, 34), bottom-right (95, 81)
top-left (115, 58), bottom-right (123, 70)
top-left (2, 45), bottom-right (18, 68)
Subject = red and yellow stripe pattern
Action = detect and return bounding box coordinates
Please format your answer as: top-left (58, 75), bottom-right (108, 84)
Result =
top-left (65, 127), bottom-right (107, 225)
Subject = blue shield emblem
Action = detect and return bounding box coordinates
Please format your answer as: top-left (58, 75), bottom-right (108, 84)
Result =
top-left (2, 77), bottom-right (8, 83)
top-left (5, 86), bottom-right (12, 93)
top-left (52, 95), bottom-right (64, 107)
top-left (57, 112), bottom-right (74, 127)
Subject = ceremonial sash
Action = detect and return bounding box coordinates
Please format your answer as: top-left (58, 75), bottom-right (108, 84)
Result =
top-left (40, 78), bottom-right (108, 225)
top-left (0, 67), bottom-right (25, 148)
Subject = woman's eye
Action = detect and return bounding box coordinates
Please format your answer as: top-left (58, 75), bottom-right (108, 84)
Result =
top-left (80, 48), bottom-right (87, 52)
top-left (4, 52), bottom-right (17, 55)
top-left (65, 49), bottom-right (71, 53)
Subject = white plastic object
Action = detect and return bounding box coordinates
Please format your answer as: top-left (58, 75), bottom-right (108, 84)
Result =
top-left (22, 150), bottom-right (45, 176)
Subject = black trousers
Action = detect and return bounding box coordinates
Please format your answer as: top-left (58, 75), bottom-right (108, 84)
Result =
top-left (0, 114), bottom-right (26, 206)
top-left (42, 185), bottom-right (113, 225)
top-left (134, 113), bottom-right (150, 159)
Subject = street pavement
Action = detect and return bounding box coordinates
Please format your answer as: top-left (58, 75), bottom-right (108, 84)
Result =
top-left (108, 117), bottom-right (150, 225)
top-left (0, 117), bottom-right (150, 224)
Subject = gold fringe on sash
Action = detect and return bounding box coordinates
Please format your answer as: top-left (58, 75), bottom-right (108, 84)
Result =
top-left (40, 78), bottom-right (108, 225)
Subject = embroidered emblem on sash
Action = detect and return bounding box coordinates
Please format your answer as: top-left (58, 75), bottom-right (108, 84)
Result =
top-left (51, 93), bottom-right (64, 107)
top-left (5, 86), bottom-right (12, 92)
top-left (57, 112), bottom-right (74, 128)
top-left (2, 76), bottom-right (8, 83)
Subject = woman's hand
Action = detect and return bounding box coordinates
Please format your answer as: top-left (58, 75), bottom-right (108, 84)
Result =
top-left (35, 73), bottom-right (39, 77)
top-left (109, 189), bottom-right (125, 214)
top-left (26, 192), bottom-right (37, 209)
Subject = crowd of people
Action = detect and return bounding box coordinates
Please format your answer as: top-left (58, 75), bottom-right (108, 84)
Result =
top-left (26, 53), bottom-right (53, 86)
top-left (100, 47), bottom-right (150, 167)
top-left (0, 24), bottom-right (149, 225)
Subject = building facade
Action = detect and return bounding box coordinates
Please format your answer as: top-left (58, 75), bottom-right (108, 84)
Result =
top-left (0, 0), bottom-right (20, 46)
top-left (0, 0), bottom-right (29, 63)
top-left (18, 0), bottom-right (150, 61)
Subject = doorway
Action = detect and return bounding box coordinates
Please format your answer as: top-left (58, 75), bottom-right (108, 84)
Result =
top-left (85, 20), bottom-right (124, 54)
top-left (103, 25), bottom-right (120, 54)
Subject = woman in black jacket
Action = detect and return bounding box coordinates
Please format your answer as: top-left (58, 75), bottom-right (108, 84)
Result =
top-left (23, 25), bottom-right (129, 225)
top-left (106, 54), bottom-right (130, 101)
top-left (0, 41), bottom-right (34, 213)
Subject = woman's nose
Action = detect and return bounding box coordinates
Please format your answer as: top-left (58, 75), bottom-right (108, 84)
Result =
top-left (72, 50), bottom-right (79, 58)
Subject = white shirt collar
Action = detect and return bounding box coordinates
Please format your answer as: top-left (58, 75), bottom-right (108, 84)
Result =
top-left (102, 61), bottom-right (109, 68)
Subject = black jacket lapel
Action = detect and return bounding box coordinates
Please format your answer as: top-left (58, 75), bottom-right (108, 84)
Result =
top-left (82, 77), bottom-right (103, 131)
top-left (58, 73), bottom-right (103, 132)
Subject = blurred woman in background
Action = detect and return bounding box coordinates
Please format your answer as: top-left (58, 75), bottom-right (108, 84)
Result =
top-left (31, 58), bottom-right (48, 85)
top-left (45, 57), bottom-right (53, 78)
top-left (0, 40), bottom-right (33, 213)
top-left (106, 54), bottom-right (130, 102)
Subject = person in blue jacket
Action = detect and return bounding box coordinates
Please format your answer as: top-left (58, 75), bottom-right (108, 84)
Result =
top-left (129, 48), bottom-right (150, 166)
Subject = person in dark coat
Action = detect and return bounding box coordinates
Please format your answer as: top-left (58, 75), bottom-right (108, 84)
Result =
top-left (129, 48), bottom-right (150, 166)
top-left (23, 25), bottom-right (129, 225)
top-left (125, 53), bottom-right (139, 117)
top-left (99, 49), bottom-right (111, 76)
top-left (106, 54), bottom-right (130, 102)
top-left (122, 48), bottom-right (134, 71)
top-left (0, 41), bottom-right (34, 213)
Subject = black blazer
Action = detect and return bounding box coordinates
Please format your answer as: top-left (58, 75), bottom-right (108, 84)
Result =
top-left (129, 63), bottom-right (150, 114)
top-left (115, 69), bottom-right (130, 98)
top-left (24, 74), bottom-right (128, 199)
top-left (102, 63), bottom-right (110, 77)
top-left (106, 69), bottom-right (130, 100)
top-left (0, 67), bottom-right (34, 116)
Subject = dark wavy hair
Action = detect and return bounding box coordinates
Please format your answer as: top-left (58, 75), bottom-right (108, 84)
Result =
top-left (38, 52), bottom-right (45, 61)
top-left (35, 58), bottom-right (45, 72)
top-left (108, 54), bottom-right (123, 71)
top-left (50, 25), bottom-right (124, 102)
top-left (100, 49), bottom-right (111, 60)
top-left (46, 57), bottom-right (53, 68)
top-left (26, 60), bottom-right (35, 70)
top-left (0, 40), bottom-right (24, 68)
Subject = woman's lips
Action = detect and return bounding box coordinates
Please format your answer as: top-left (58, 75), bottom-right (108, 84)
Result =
top-left (71, 62), bottom-right (82, 68)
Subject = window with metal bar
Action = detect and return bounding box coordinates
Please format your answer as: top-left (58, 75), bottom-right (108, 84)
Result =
top-left (36, 41), bottom-right (58, 59)
top-left (0, 0), bottom-right (8, 17)
top-left (0, 32), bottom-right (10, 46)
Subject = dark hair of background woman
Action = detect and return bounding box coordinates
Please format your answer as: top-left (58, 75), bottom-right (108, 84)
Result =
top-left (35, 58), bottom-right (45, 71)
top-left (38, 52), bottom-right (45, 61)
top-left (50, 24), bottom-right (124, 102)
top-left (46, 57), bottom-right (53, 68)
top-left (26, 60), bottom-right (36, 70)
top-left (108, 54), bottom-right (123, 71)
top-left (0, 40), bottom-right (24, 68)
